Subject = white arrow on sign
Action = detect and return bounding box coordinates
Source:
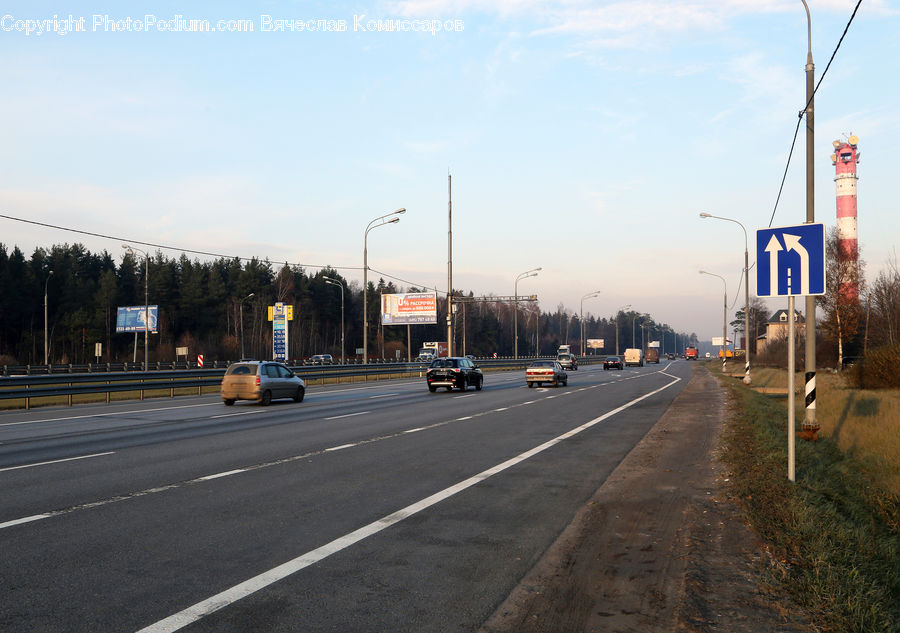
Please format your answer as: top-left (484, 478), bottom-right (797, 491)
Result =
top-left (783, 233), bottom-right (810, 295)
top-left (765, 235), bottom-right (782, 295)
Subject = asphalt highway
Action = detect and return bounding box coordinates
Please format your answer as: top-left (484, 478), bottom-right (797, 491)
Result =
top-left (0, 360), bottom-right (691, 632)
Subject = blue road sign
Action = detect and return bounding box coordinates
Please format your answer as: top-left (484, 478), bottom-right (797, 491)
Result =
top-left (756, 223), bottom-right (826, 297)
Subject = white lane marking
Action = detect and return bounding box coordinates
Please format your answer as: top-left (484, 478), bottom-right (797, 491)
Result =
top-left (456, 416), bottom-right (472, 421)
top-left (403, 427), bottom-right (426, 434)
top-left (325, 411), bottom-right (369, 421)
top-left (211, 410), bottom-right (267, 419)
top-left (325, 444), bottom-right (357, 452)
top-left (0, 403), bottom-right (218, 428)
top-left (453, 394), bottom-right (475, 399)
top-left (0, 514), bottom-right (53, 529)
top-left (494, 407), bottom-right (508, 412)
top-left (198, 469), bottom-right (245, 481)
top-left (368, 393), bottom-right (397, 399)
top-left (0, 451), bottom-right (115, 473)
top-left (136, 373), bottom-right (683, 633)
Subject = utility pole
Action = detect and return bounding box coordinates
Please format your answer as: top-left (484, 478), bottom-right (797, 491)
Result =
top-left (447, 172), bottom-right (453, 356)
top-left (802, 0), bottom-right (818, 437)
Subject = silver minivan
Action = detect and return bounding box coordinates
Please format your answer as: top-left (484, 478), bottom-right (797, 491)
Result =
top-left (220, 361), bottom-right (305, 406)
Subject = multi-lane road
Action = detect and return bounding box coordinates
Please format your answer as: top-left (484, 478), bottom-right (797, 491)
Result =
top-left (1, 360), bottom-right (691, 632)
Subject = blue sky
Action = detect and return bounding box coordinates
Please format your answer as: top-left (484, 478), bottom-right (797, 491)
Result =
top-left (1, 0), bottom-right (897, 341)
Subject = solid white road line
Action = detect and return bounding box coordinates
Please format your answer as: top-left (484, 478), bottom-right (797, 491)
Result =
top-left (135, 373), bottom-right (682, 633)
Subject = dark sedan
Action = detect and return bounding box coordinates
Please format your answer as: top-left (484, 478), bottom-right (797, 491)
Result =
top-left (426, 357), bottom-right (484, 392)
top-left (603, 356), bottom-right (624, 370)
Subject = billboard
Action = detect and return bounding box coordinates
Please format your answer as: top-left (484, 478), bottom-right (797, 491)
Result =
top-left (116, 306), bottom-right (159, 333)
top-left (381, 292), bottom-right (437, 325)
top-left (586, 339), bottom-right (604, 349)
top-left (648, 341), bottom-right (660, 348)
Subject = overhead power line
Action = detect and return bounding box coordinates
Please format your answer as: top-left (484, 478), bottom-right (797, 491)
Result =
top-left (768, 0), bottom-right (863, 228)
top-left (0, 212), bottom-right (447, 295)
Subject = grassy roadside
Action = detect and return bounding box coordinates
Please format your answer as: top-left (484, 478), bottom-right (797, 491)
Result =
top-left (716, 368), bottom-right (900, 633)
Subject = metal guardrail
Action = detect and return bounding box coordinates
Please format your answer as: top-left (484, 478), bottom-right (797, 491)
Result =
top-left (0, 357), bottom-right (604, 409)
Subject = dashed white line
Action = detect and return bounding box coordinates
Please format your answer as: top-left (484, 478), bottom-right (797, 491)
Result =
top-left (0, 451), bottom-right (115, 473)
top-left (0, 403), bottom-right (217, 427)
top-left (325, 444), bottom-right (357, 452)
top-left (198, 469), bottom-right (245, 481)
top-left (211, 410), bottom-right (267, 419)
top-left (325, 411), bottom-right (369, 420)
top-left (0, 514), bottom-right (53, 530)
top-left (135, 372), bottom-right (683, 633)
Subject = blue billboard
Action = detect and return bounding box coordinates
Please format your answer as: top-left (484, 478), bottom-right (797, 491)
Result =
top-left (116, 306), bottom-right (159, 333)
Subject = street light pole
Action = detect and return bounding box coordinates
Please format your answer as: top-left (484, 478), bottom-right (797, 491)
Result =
top-left (615, 304), bottom-right (630, 356)
top-left (580, 290), bottom-right (601, 356)
top-left (123, 244), bottom-right (150, 371)
top-left (323, 277), bottom-right (345, 365)
top-left (801, 0), bottom-right (818, 435)
top-left (363, 208), bottom-right (405, 364)
top-left (43, 270), bottom-right (53, 365)
top-left (240, 292), bottom-right (254, 359)
top-left (700, 212), bottom-right (751, 384)
top-left (700, 270), bottom-right (728, 372)
top-left (514, 267), bottom-right (541, 359)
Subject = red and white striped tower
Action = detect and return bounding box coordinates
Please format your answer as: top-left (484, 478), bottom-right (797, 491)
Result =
top-left (830, 134), bottom-right (860, 301)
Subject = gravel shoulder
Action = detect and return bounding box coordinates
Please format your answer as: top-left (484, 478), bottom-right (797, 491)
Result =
top-left (479, 364), bottom-right (813, 633)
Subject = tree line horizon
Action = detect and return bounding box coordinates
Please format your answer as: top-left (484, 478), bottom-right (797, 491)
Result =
top-left (0, 242), bottom-right (707, 366)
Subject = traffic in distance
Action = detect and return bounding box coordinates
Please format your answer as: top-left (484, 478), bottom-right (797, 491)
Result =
top-left (214, 342), bottom-right (683, 405)
top-left (1, 353), bottom-right (692, 632)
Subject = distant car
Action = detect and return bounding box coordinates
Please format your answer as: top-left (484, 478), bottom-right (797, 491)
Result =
top-left (526, 360), bottom-right (568, 387)
top-left (556, 353), bottom-right (578, 371)
top-left (220, 360), bottom-right (305, 406)
top-left (426, 357), bottom-right (483, 392)
top-left (310, 354), bottom-right (333, 365)
top-left (603, 356), bottom-right (623, 370)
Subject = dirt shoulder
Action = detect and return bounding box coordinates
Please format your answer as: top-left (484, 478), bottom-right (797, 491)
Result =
top-left (479, 364), bottom-right (813, 633)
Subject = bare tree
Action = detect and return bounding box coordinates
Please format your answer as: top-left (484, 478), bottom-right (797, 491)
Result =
top-left (868, 251), bottom-right (900, 347)
top-left (817, 226), bottom-right (866, 368)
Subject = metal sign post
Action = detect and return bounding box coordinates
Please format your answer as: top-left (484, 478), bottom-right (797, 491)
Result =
top-left (756, 223), bottom-right (825, 482)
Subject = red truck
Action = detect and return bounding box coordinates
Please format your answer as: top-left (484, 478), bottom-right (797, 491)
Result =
top-left (685, 346), bottom-right (699, 360)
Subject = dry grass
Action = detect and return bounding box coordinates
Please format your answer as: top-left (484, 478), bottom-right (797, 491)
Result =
top-left (744, 367), bottom-right (900, 496)
top-left (815, 371), bottom-right (900, 496)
